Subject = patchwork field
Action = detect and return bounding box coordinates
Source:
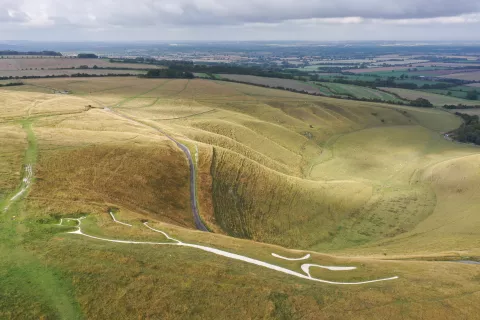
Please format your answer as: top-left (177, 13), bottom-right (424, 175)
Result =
top-left (421, 85), bottom-right (480, 101)
top-left (0, 78), bottom-right (479, 319)
top-left (0, 57), bottom-right (162, 71)
top-left (216, 74), bottom-right (323, 94)
top-left (441, 70), bottom-right (480, 81)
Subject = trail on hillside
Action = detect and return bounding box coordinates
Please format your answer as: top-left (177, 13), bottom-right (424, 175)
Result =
top-left (3, 164), bottom-right (33, 212)
top-left (0, 121), bottom-right (83, 319)
top-left (60, 217), bottom-right (398, 285)
top-left (3, 122), bottom-right (36, 212)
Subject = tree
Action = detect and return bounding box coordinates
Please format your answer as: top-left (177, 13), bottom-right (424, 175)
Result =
top-left (466, 90), bottom-right (478, 100)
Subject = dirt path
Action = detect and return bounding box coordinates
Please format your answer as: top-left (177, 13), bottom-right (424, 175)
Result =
top-left (61, 217), bottom-right (398, 285)
top-left (3, 122), bottom-right (36, 212)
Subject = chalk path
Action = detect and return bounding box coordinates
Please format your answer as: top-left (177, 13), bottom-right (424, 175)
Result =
top-left (59, 217), bottom-right (399, 285)
top-left (3, 164), bottom-right (33, 212)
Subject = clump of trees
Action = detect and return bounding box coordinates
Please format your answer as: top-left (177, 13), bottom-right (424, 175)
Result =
top-left (77, 53), bottom-right (98, 59)
top-left (144, 69), bottom-right (194, 79)
top-left (453, 112), bottom-right (480, 145)
top-left (443, 104), bottom-right (480, 109)
top-left (409, 98), bottom-right (433, 108)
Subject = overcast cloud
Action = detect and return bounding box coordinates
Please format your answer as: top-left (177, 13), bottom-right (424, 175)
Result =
top-left (0, 0), bottom-right (480, 41)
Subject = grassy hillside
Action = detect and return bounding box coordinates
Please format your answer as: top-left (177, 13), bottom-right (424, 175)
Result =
top-left (0, 78), bottom-right (479, 319)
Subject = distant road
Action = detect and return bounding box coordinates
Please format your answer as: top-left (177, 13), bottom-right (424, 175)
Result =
top-left (103, 107), bottom-right (209, 231)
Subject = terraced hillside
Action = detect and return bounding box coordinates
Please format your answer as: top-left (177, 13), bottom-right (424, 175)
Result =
top-left (1, 78), bottom-right (479, 319)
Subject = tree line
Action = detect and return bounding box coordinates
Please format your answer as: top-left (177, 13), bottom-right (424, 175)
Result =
top-left (0, 50), bottom-right (62, 56)
top-left (453, 113), bottom-right (480, 145)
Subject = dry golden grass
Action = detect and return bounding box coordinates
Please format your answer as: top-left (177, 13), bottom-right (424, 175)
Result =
top-left (28, 108), bottom-right (194, 228)
top-left (30, 142), bottom-right (193, 227)
top-left (0, 89), bottom-right (100, 120)
top-left (0, 124), bottom-right (26, 195)
top-left (120, 99), bottom-right (214, 120)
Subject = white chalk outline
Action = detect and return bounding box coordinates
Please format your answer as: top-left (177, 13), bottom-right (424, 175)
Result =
top-left (59, 217), bottom-right (399, 285)
top-left (301, 264), bottom-right (357, 278)
top-left (109, 212), bottom-right (133, 227)
top-left (272, 253), bottom-right (311, 261)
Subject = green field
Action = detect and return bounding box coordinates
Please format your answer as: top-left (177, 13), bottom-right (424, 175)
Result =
top-left (420, 86), bottom-right (480, 101)
top-left (314, 73), bottom-right (450, 86)
top-left (315, 82), bottom-right (405, 102)
top-left (381, 87), bottom-right (480, 106)
top-left (0, 78), bottom-right (479, 319)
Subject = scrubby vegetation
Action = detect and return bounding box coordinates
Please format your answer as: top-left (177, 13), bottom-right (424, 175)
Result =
top-left (409, 97), bottom-right (434, 108)
top-left (453, 112), bottom-right (480, 145)
top-left (0, 82), bottom-right (24, 88)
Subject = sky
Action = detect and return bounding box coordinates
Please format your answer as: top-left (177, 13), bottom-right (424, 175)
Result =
top-left (1, 0), bottom-right (480, 41)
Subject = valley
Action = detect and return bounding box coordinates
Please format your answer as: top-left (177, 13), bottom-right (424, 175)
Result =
top-left (0, 77), bottom-right (479, 319)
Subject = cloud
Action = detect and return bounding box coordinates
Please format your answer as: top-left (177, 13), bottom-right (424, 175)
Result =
top-left (0, 1), bottom-right (29, 23)
top-left (3, 0), bottom-right (480, 28)
top-left (0, 0), bottom-right (480, 41)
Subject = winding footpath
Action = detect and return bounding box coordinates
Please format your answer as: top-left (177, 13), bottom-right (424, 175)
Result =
top-left (60, 216), bottom-right (399, 285)
top-left (103, 107), bottom-right (208, 231)
top-left (3, 164), bottom-right (33, 212)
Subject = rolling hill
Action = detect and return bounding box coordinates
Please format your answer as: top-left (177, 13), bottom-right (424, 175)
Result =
top-left (0, 78), bottom-right (479, 319)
